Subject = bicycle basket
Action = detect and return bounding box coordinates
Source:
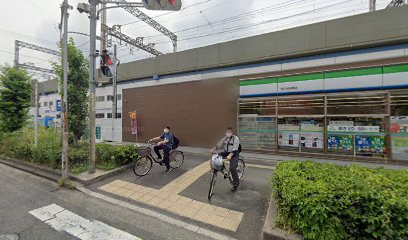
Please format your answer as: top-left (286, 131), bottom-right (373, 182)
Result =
top-left (211, 154), bottom-right (224, 171)
top-left (137, 146), bottom-right (151, 157)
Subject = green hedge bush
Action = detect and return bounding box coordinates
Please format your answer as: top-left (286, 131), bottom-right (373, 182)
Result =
top-left (272, 161), bottom-right (408, 240)
top-left (0, 127), bottom-right (139, 172)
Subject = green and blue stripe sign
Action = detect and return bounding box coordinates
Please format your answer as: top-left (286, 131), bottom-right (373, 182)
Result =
top-left (240, 64), bottom-right (408, 97)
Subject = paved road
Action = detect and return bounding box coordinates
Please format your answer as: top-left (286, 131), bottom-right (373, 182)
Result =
top-left (0, 163), bottom-right (215, 240)
top-left (87, 153), bottom-right (273, 240)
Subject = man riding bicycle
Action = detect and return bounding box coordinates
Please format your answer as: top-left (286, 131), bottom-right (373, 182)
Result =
top-left (211, 127), bottom-right (240, 192)
top-left (149, 126), bottom-right (174, 175)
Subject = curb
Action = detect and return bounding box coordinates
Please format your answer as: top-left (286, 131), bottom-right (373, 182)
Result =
top-left (0, 157), bottom-right (61, 182)
top-left (262, 196), bottom-right (303, 240)
top-left (76, 186), bottom-right (237, 240)
top-left (0, 156), bottom-right (132, 186)
top-left (73, 164), bottom-right (133, 186)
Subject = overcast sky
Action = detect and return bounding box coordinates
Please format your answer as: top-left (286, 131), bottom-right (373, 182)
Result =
top-left (0, 0), bottom-right (391, 79)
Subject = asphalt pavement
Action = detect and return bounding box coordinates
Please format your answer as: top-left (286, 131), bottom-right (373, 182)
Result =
top-left (0, 163), bottom-right (217, 240)
top-left (87, 153), bottom-right (273, 240)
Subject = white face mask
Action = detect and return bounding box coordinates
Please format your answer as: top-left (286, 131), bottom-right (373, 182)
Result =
top-left (226, 133), bottom-right (233, 137)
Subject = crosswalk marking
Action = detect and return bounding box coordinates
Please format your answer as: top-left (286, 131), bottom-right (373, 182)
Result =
top-left (29, 204), bottom-right (141, 240)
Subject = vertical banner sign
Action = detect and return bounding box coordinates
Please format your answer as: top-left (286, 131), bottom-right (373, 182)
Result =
top-left (56, 100), bottom-right (62, 112)
top-left (96, 126), bottom-right (101, 140)
top-left (128, 111), bottom-right (138, 135)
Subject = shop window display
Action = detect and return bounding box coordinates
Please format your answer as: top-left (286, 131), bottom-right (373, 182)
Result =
top-left (327, 117), bottom-right (386, 157)
top-left (390, 91), bottom-right (408, 161)
top-left (277, 118), bottom-right (324, 153)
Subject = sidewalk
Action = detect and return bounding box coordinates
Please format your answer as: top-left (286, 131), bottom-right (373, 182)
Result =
top-left (85, 152), bottom-right (272, 240)
top-left (111, 142), bottom-right (408, 170)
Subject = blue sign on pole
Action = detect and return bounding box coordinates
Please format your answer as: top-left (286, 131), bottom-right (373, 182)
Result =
top-left (56, 100), bottom-right (62, 112)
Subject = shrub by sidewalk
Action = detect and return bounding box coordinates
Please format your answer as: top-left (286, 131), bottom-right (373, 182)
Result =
top-left (271, 161), bottom-right (408, 240)
top-left (0, 127), bottom-right (138, 173)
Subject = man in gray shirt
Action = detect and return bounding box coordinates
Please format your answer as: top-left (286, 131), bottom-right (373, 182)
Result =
top-left (211, 127), bottom-right (240, 191)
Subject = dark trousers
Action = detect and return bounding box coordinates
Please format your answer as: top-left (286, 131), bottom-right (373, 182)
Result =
top-left (220, 151), bottom-right (239, 188)
top-left (154, 145), bottom-right (171, 169)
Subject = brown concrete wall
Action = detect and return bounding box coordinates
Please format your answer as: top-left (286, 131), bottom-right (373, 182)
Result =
top-left (122, 77), bottom-right (239, 147)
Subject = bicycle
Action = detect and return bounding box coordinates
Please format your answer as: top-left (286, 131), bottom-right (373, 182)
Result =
top-left (133, 142), bottom-right (184, 176)
top-left (208, 153), bottom-right (245, 200)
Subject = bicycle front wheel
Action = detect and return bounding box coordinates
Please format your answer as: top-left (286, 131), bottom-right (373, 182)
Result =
top-left (208, 171), bottom-right (217, 200)
top-left (237, 157), bottom-right (245, 179)
top-left (169, 150), bottom-right (184, 169)
top-left (133, 156), bottom-right (153, 176)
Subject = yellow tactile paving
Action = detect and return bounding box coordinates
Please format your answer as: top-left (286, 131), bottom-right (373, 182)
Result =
top-left (98, 161), bottom-right (245, 232)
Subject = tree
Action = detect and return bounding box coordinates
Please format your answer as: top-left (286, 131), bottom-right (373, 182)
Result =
top-left (53, 38), bottom-right (89, 143)
top-left (0, 65), bottom-right (32, 132)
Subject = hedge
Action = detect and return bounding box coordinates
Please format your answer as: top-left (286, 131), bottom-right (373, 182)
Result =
top-left (271, 161), bottom-right (408, 240)
top-left (0, 127), bottom-right (139, 172)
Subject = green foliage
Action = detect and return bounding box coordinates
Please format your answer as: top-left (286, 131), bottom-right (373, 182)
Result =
top-left (272, 161), bottom-right (408, 240)
top-left (53, 38), bottom-right (89, 142)
top-left (0, 127), bottom-right (138, 172)
top-left (70, 164), bottom-right (87, 175)
top-left (96, 144), bottom-right (138, 166)
top-left (57, 178), bottom-right (76, 189)
top-left (0, 65), bottom-right (32, 132)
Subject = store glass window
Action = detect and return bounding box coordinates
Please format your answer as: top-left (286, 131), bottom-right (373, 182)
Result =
top-left (277, 117), bottom-right (324, 153)
top-left (95, 113), bottom-right (105, 119)
top-left (327, 92), bottom-right (387, 115)
top-left (277, 117), bottom-right (300, 152)
top-left (278, 96), bottom-right (324, 115)
top-left (239, 98), bottom-right (276, 115)
top-left (96, 96), bottom-right (105, 102)
top-left (327, 117), bottom-right (386, 157)
top-left (390, 90), bottom-right (408, 161)
top-left (239, 99), bottom-right (277, 150)
top-left (238, 116), bottom-right (276, 151)
top-left (238, 117), bottom-right (258, 150)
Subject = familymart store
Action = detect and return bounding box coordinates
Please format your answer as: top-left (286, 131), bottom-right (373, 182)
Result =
top-left (238, 64), bottom-right (408, 163)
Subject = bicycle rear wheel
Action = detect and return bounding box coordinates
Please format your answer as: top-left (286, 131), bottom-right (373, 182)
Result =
top-left (133, 156), bottom-right (153, 176)
top-left (237, 157), bottom-right (245, 179)
top-left (208, 171), bottom-right (217, 200)
top-left (169, 150), bottom-right (184, 169)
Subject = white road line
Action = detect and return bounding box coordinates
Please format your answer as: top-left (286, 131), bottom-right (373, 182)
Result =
top-left (29, 204), bottom-right (141, 240)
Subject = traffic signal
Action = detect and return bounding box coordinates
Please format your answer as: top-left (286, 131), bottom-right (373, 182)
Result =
top-left (98, 50), bottom-right (117, 83)
top-left (100, 50), bottom-right (115, 77)
top-left (142, 0), bottom-right (182, 11)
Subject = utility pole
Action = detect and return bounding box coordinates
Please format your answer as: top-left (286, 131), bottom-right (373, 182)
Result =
top-left (100, 1), bottom-right (107, 51)
top-left (112, 44), bottom-right (117, 142)
top-left (369, 0), bottom-right (376, 11)
top-left (88, 0), bottom-right (99, 174)
top-left (60, 0), bottom-right (71, 178)
top-left (34, 80), bottom-right (38, 147)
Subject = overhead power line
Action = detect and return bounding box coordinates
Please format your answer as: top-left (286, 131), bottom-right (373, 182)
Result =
top-left (104, 25), bottom-right (163, 56)
top-left (104, 0), bottom-right (178, 52)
